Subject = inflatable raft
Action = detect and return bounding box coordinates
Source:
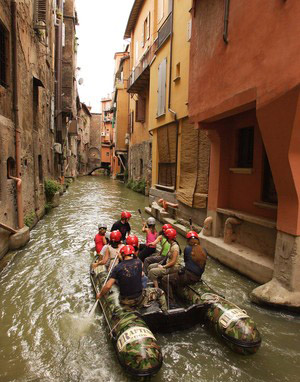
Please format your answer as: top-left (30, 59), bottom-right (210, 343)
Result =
top-left (90, 264), bottom-right (163, 378)
top-left (177, 282), bottom-right (262, 354)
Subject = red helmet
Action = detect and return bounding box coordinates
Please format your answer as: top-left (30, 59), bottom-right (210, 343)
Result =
top-left (110, 230), bottom-right (122, 242)
top-left (162, 224), bottom-right (173, 232)
top-left (126, 235), bottom-right (139, 248)
top-left (186, 231), bottom-right (199, 240)
top-left (165, 228), bottom-right (177, 240)
top-left (120, 245), bottom-right (135, 257)
top-left (121, 211), bottom-right (132, 219)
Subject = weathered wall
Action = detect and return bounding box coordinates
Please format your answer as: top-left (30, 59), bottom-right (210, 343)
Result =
top-left (0, 0), bottom-right (56, 257)
top-left (189, 0), bottom-right (300, 122)
top-left (129, 140), bottom-right (152, 185)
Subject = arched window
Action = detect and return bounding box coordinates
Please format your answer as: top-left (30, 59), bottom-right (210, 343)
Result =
top-left (7, 157), bottom-right (16, 178)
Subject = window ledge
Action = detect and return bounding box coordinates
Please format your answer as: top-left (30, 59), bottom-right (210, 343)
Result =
top-left (254, 201), bottom-right (278, 210)
top-left (229, 167), bottom-right (253, 174)
top-left (217, 207), bottom-right (276, 229)
top-left (155, 184), bottom-right (175, 192)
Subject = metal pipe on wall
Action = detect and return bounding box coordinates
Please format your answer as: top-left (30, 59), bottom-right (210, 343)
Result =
top-left (11, 0), bottom-right (24, 229)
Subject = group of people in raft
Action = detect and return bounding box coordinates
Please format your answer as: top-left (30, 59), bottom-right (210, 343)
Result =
top-left (92, 211), bottom-right (207, 311)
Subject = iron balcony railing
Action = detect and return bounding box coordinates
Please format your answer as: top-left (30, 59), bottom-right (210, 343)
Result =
top-left (128, 39), bottom-right (158, 92)
top-left (157, 12), bottom-right (172, 50)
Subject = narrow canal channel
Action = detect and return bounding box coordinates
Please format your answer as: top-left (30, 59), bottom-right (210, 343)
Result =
top-left (0, 176), bottom-right (299, 382)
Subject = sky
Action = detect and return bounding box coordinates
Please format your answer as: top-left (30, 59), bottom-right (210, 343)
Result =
top-left (76, 0), bottom-right (135, 113)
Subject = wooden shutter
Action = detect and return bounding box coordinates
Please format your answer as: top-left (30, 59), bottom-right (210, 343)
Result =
top-left (136, 97), bottom-right (146, 123)
top-left (35, 0), bottom-right (47, 24)
top-left (157, 58), bottom-right (167, 117)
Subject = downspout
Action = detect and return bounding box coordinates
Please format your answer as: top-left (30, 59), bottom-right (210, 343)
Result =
top-left (168, 0), bottom-right (179, 191)
top-left (55, 0), bottom-right (64, 177)
top-left (223, 0), bottom-right (230, 44)
top-left (11, 0), bottom-right (24, 229)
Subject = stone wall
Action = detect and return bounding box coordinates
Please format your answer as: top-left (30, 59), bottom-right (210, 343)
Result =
top-left (128, 140), bottom-right (152, 186)
top-left (0, 0), bottom-right (56, 258)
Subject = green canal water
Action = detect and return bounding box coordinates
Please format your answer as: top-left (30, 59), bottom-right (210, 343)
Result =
top-left (0, 176), bottom-right (299, 382)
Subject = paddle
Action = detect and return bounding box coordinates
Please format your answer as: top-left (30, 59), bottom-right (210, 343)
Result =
top-left (138, 208), bottom-right (146, 224)
top-left (89, 252), bottom-right (120, 316)
top-left (189, 217), bottom-right (193, 231)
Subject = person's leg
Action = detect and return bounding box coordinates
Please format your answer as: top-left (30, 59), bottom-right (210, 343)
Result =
top-left (148, 266), bottom-right (167, 288)
top-left (138, 246), bottom-right (156, 262)
top-left (144, 255), bottom-right (164, 275)
top-left (140, 287), bottom-right (168, 312)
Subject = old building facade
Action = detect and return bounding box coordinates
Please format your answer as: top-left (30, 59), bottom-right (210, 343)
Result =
top-left (0, 0), bottom-right (79, 260)
top-left (189, 0), bottom-right (300, 309)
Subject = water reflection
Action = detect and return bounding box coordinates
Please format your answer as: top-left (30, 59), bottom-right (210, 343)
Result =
top-left (0, 176), bottom-right (299, 382)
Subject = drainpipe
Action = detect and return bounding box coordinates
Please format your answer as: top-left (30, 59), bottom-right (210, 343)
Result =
top-left (11, 0), bottom-right (24, 229)
top-left (223, 0), bottom-right (230, 44)
top-left (55, 0), bottom-right (64, 177)
top-left (168, 0), bottom-right (179, 190)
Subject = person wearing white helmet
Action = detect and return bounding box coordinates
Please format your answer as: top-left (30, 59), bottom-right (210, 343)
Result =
top-left (139, 216), bottom-right (158, 262)
top-left (94, 222), bottom-right (107, 256)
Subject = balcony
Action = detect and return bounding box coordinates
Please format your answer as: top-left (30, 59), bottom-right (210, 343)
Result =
top-left (127, 39), bottom-right (158, 94)
top-left (157, 13), bottom-right (172, 51)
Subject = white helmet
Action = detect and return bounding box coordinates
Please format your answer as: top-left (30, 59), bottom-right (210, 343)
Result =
top-left (147, 217), bottom-right (156, 226)
top-left (98, 223), bottom-right (107, 229)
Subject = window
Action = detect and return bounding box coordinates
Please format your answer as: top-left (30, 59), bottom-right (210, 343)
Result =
top-left (136, 96), bottom-right (146, 123)
top-left (237, 127), bottom-right (254, 168)
top-left (140, 158), bottom-right (143, 177)
top-left (262, 150), bottom-right (278, 204)
top-left (157, 58), bottom-right (167, 117)
top-left (158, 0), bottom-right (164, 22)
top-left (0, 21), bottom-right (8, 87)
top-left (38, 155), bottom-right (43, 183)
top-left (33, 79), bottom-right (39, 129)
top-left (135, 41), bottom-right (139, 65)
top-left (34, 0), bottom-right (47, 26)
top-left (7, 157), bottom-right (16, 178)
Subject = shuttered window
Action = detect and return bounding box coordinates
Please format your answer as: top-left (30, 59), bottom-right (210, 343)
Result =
top-left (157, 124), bottom-right (177, 188)
top-left (157, 58), bottom-right (167, 117)
top-left (136, 97), bottom-right (146, 123)
top-left (0, 21), bottom-right (8, 87)
top-left (35, 0), bottom-right (47, 25)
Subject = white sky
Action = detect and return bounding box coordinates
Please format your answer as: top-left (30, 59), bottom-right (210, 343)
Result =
top-left (76, 0), bottom-right (135, 113)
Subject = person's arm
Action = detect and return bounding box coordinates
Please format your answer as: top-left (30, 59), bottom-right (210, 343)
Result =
top-left (103, 235), bottom-right (107, 245)
top-left (142, 223), bottom-right (148, 233)
top-left (148, 234), bottom-right (162, 247)
top-left (96, 278), bottom-right (115, 299)
top-left (93, 247), bottom-right (109, 268)
top-left (163, 248), bottom-right (178, 269)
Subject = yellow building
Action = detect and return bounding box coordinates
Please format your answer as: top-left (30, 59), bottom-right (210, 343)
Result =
top-left (111, 50), bottom-right (130, 180)
top-left (149, 0), bottom-right (210, 224)
top-left (124, 0), bottom-right (156, 191)
top-left (124, 0), bottom-right (210, 220)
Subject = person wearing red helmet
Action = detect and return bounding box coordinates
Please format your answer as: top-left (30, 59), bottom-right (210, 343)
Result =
top-left (92, 230), bottom-right (124, 271)
top-left (147, 228), bottom-right (181, 288)
top-left (143, 225), bottom-right (172, 275)
top-left (97, 245), bottom-right (168, 312)
top-left (161, 230), bottom-right (207, 308)
top-left (126, 235), bottom-right (149, 289)
top-left (111, 211), bottom-right (132, 242)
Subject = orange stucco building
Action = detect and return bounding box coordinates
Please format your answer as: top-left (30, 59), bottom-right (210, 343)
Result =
top-left (189, 0), bottom-right (300, 309)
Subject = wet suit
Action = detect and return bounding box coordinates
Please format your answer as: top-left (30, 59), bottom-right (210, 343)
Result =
top-left (111, 220), bottom-right (131, 242)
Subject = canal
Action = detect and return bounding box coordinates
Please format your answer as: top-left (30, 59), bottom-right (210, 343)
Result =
top-left (0, 176), bottom-right (299, 382)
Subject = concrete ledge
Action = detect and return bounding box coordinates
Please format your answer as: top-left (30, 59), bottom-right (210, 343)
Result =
top-left (217, 208), bottom-right (276, 229)
top-left (251, 279), bottom-right (300, 312)
top-left (9, 226), bottom-right (30, 250)
top-left (199, 231), bottom-right (274, 284)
